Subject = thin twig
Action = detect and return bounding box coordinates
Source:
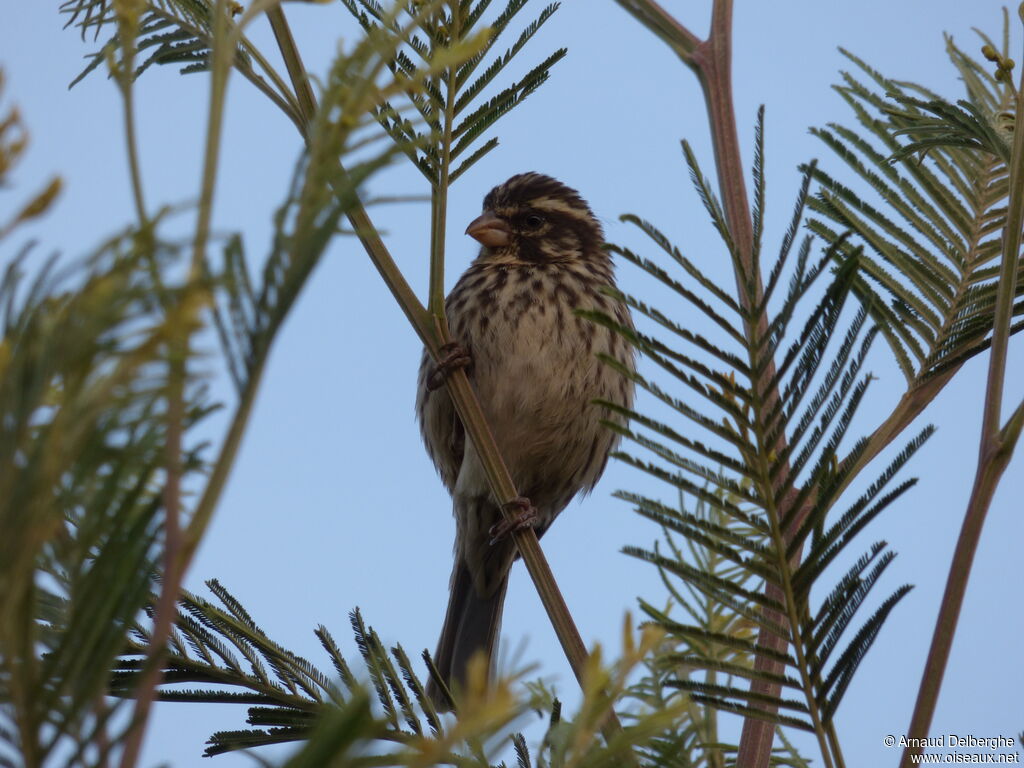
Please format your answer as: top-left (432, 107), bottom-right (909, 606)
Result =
top-left (113, 6), bottom-right (148, 226)
top-left (266, 7), bottom-right (316, 127)
top-left (119, 75), bottom-right (147, 226)
top-left (427, 17), bottom-right (456, 321)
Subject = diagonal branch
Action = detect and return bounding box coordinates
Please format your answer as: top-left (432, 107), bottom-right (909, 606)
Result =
top-left (263, 4), bottom-right (627, 746)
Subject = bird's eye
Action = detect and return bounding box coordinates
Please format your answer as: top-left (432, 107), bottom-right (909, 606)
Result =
top-left (525, 213), bottom-right (544, 229)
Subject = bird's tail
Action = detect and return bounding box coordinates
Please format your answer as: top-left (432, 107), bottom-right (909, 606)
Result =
top-left (426, 559), bottom-right (509, 712)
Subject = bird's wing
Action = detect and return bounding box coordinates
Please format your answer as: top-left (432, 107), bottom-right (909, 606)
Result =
top-left (416, 348), bottom-right (464, 494)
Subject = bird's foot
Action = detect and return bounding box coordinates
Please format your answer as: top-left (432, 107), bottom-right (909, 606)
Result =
top-left (489, 497), bottom-right (539, 545)
top-left (426, 341), bottom-right (472, 391)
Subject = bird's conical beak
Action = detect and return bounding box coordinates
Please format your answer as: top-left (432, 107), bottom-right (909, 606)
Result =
top-left (465, 211), bottom-right (511, 247)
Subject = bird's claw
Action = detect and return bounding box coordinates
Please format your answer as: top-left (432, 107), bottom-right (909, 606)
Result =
top-left (489, 497), bottom-right (539, 545)
top-left (426, 341), bottom-right (472, 392)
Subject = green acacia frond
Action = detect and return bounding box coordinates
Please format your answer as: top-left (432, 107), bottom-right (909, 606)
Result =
top-left (68, 4), bottom-right (261, 91)
top-left (615, 328), bottom-right (752, 419)
top-left (604, 79), bottom-right (936, 763)
top-left (176, 583), bottom-right (332, 703)
top-left (38, 492), bottom-right (162, 730)
top-left (759, 166), bottom-right (815, 316)
top-left (60, 0), bottom-right (113, 39)
top-left (617, 368), bottom-right (752, 451)
top-left (660, 657), bottom-right (803, 693)
top-left (451, 48), bottom-right (566, 154)
top-left (818, 584), bottom-right (913, 719)
top-left (154, 689), bottom-right (278, 705)
top-left (246, 707), bottom-right (317, 730)
top-left (349, 609), bottom-right (400, 727)
top-left (808, 41), bottom-right (1024, 388)
top-left (923, 297), bottom-right (1024, 377)
top-left (764, 250), bottom-right (858, 422)
top-left (779, 317), bottom-right (875, 459)
top-left (758, 246), bottom-right (839, 378)
top-left (791, 425), bottom-right (933, 572)
top-left (179, 612), bottom-right (248, 678)
top-left (205, 727), bottom-right (306, 757)
top-left (463, 0), bottom-right (497, 31)
top-left (617, 290), bottom-right (751, 374)
top-left (0, 226), bottom-right (218, 765)
top-left (454, 2), bottom-right (560, 110)
top-left (625, 547), bottom-right (785, 621)
top-left (209, 235), bottom-right (252, 393)
top-left (681, 140), bottom-right (738, 262)
top-left (808, 154), bottom-right (959, 313)
top-left (807, 544), bottom-right (894, 667)
top-left (614, 458), bottom-right (766, 532)
top-left (609, 427), bottom-right (759, 505)
top-left (784, 376), bottom-right (868, 503)
top-left (313, 626), bottom-right (360, 696)
top-left (391, 643), bottom-right (440, 736)
top-left (684, 694), bottom-right (816, 733)
top-left (774, 358), bottom-right (865, 501)
top-left (341, 0), bottom-right (565, 189)
top-left (888, 95), bottom-right (1011, 163)
top-left (946, 30), bottom-right (1002, 110)
top-left (641, 607), bottom-right (793, 666)
top-left (674, 680), bottom-right (810, 714)
top-left (603, 404), bottom-right (754, 479)
top-left (215, 694), bottom-right (383, 765)
top-left (629, 498), bottom-right (776, 582)
top-left (621, 214), bottom-right (742, 314)
top-left (805, 223), bottom-right (924, 381)
top-left (610, 246), bottom-right (746, 345)
top-left (450, 136), bottom-right (499, 182)
top-left (752, 106), bottom-right (767, 274)
top-left (209, 31), bottom-right (431, 396)
top-left (798, 483), bottom-right (910, 610)
top-left (815, 115), bottom-right (973, 258)
top-left (114, 584), bottom-right (473, 759)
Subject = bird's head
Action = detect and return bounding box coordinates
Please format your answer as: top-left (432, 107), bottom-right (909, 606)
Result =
top-left (465, 172), bottom-right (604, 264)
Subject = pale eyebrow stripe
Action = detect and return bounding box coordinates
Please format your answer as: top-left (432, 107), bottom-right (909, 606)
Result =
top-left (530, 196), bottom-right (589, 218)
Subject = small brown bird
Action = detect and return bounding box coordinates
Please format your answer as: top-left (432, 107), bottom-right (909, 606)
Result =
top-left (416, 172), bottom-right (634, 710)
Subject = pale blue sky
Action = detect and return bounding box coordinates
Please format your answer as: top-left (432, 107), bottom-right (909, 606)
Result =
top-left (2, 1), bottom-right (1022, 766)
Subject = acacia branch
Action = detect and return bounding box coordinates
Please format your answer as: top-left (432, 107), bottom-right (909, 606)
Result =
top-left (632, 2), bottom-right (806, 764)
top-left (900, 51), bottom-right (1024, 767)
top-left (614, 2), bottom-right (977, 766)
top-left (612, 2), bottom-right (794, 764)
